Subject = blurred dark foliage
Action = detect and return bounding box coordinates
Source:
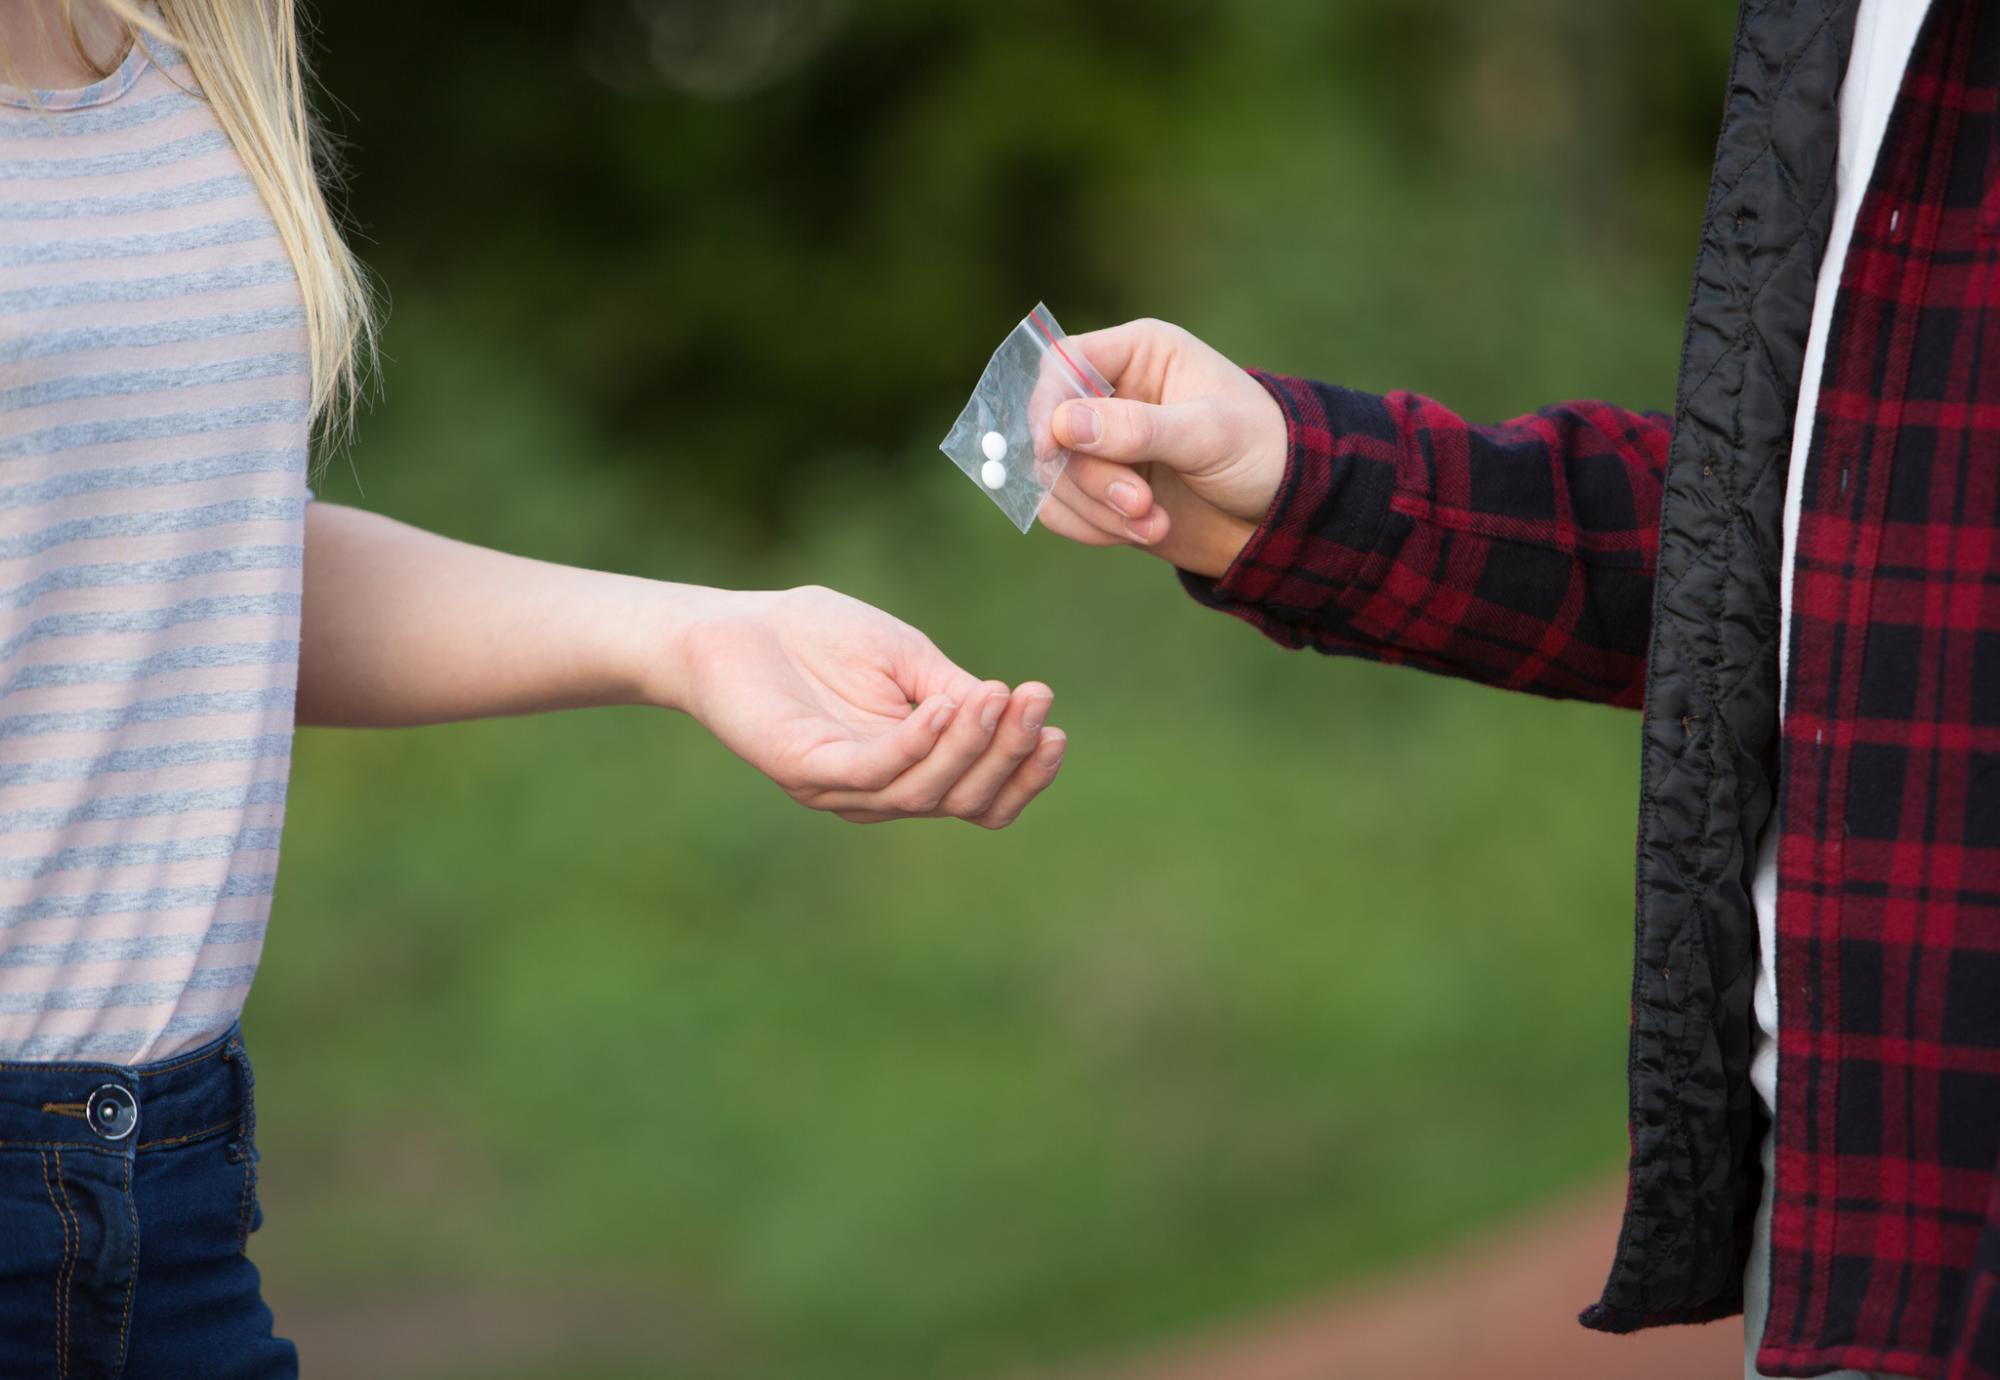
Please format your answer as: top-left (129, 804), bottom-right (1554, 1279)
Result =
top-left (305, 0), bottom-right (1735, 533)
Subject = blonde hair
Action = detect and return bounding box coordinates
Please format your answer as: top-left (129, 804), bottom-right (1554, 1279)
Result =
top-left (26, 1), bottom-right (375, 443)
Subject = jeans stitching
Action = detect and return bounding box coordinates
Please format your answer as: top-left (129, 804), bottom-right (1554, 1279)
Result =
top-left (226, 1037), bottom-right (257, 1252)
top-left (116, 1153), bottom-right (137, 1374)
top-left (134, 1039), bottom-right (231, 1079)
top-left (134, 1117), bottom-right (234, 1152)
top-left (0, 1139), bottom-right (122, 1154)
top-left (53, 1149), bottom-right (77, 1380)
top-left (0, 1031), bottom-right (230, 1079)
top-left (41, 1149), bottom-right (70, 1380)
top-left (36, 1152), bottom-right (63, 1380)
top-left (235, 1149), bottom-right (253, 1254)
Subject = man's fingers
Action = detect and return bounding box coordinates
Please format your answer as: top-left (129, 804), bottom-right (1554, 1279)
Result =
top-left (1053, 396), bottom-right (1230, 474)
top-left (969, 727), bottom-right (1067, 830)
top-left (1064, 455), bottom-right (1155, 520)
top-left (1061, 319), bottom-right (1170, 390)
top-left (1036, 496), bottom-right (1130, 548)
top-left (1058, 456), bottom-right (1174, 545)
top-left (937, 684), bottom-right (1051, 818)
top-left (799, 692), bottom-right (956, 794)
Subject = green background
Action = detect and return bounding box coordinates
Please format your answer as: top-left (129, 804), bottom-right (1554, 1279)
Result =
top-left (251, 1), bottom-right (1733, 1375)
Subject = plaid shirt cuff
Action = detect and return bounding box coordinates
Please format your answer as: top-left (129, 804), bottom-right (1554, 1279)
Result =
top-left (1179, 372), bottom-right (1668, 706)
top-left (1179, 370), bottom-right (1399, 652)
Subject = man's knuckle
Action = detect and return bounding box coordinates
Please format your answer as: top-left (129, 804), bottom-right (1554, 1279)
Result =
top-left (1127, 406), bottom-right (1157, 454)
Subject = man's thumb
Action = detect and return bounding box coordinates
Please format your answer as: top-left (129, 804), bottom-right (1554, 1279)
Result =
top-left (1054, 397), bottom-right (1226, 472)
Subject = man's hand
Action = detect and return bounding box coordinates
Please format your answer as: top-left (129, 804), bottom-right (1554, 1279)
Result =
top-left (1037, 318), bottom-right (1289, 577)
top-left (670, 586), bottom-right (1064, 827)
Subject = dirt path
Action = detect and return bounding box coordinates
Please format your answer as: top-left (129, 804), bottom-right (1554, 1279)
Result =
top-left (268, 1174), bottom-right (1741, 1379)
top-left (260, 1282), bottom-right (677, 1377)
top-left (1030, 1174), bottom-right (1741, 1380)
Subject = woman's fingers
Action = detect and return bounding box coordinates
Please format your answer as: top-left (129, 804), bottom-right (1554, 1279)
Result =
top-left (895, 636), bottom-right (987, 709)
top-left (835, 725), bottom-right (1065, 828)
top-left (795, 692), bottom-right (956, 794)
top-left (969, 727), bottom-right (1067, 830)
top-left (936, 683), bottom-right (1051, 819)
top-left (816, 687), bottom-right (1063, 828)
top-left (812, 681), bottom-right (1008, 814)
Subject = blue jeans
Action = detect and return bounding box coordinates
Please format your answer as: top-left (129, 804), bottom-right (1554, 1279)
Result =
top-left (0, 1023), bottom-right (296, 1379)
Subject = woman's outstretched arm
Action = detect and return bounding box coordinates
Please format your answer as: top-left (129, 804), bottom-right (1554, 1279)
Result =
top-left (297, 502), bottom-right (1065, 827)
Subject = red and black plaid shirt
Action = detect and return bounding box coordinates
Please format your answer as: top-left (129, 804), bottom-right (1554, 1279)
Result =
top-left (1186, 3), bottom-right (2000, 1374)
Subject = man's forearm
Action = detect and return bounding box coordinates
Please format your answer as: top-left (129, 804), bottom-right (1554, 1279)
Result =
top-left (1188, 377), bottom-right (1672, 707)
top-left (297, 502), bottom-right (702, 728)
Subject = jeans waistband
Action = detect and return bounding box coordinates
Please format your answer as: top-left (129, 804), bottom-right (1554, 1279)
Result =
top-left (0, 1022), bottom-right (253, 1157)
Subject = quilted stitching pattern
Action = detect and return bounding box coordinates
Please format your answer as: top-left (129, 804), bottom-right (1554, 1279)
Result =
top-left (1587, 0), bottom-right (1863, 1326)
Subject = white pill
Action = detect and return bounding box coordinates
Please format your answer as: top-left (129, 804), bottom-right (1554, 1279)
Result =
top-left (980, 430), bottom-right (1008, 463)
top-left (980, 459), bottom-right (1008, 489)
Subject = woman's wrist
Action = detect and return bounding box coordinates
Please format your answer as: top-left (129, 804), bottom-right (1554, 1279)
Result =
top-left (620, 581), bottom-right (746, 715)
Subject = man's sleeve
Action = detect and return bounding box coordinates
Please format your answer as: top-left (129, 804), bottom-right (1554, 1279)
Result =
top-left (1180, 372), bottom-right (1671, 709)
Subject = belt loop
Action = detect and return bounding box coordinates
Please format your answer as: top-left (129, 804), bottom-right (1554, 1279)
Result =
top-left (220, 1035), bottom-right (256, 1165)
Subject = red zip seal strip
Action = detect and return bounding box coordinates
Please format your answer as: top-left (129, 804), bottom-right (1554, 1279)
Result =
top-left (1026, 307), bottom-right (1107, 399)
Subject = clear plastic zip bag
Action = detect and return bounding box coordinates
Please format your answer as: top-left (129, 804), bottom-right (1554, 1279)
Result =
top-left (939, 303), bottom-right (1113, 533)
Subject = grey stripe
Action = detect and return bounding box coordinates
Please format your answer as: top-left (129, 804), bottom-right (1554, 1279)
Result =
top-left (0, 497), bottom-right (304, 561)
top-left (0, 830), bottom-right (281, 881)
top-left (0, 640), bottom-right (295, 695)
top-left (0, 90), bottom-right (202, 138)
top-left (0, 173), bottom-right (252, 222)
top-left (0, 735), bottom-right (291, 788)
top-left (2, 358), bottom-right (303, 418)
top-left (2, 933), bottom-right (202, 967)
top-left (0, 129), bottom-right (230, 181)
top-left (0, 873), bottom-right (275, 930)
top-left (0, 451), bottom-right (303, 511)
top-left (0, 965), bottom-right (257, 1015)
top-left (0, 546), bottom-right (301, 614)
top-left (0, 686), bottom-right (293, 744)
top-left (0, 1011), bottom-right (225, 1062)
top-left (0, 217), bottom-right (274, 269)
top-left (0, 780), bottom-right (286, 837)
top-left (0, 259), bottom-right (293, 317)
top-left (0, 356), bottom-right (305, 412)
top-left (0, 308), bottom-right (306, 366)
top-left (0, 400), bottom-right (308, 461)
top-left (0, 594), bottom-right (302, 662)
top-left (0, 921), bottom-right (266, 969)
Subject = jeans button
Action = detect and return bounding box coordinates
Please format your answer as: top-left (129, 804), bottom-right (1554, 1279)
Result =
top-left (86, 1083), bottom-right (137, 1142)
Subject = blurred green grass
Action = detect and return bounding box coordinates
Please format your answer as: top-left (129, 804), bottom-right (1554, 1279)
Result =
top-left (245, 1), bottom-right (1728, 1374)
